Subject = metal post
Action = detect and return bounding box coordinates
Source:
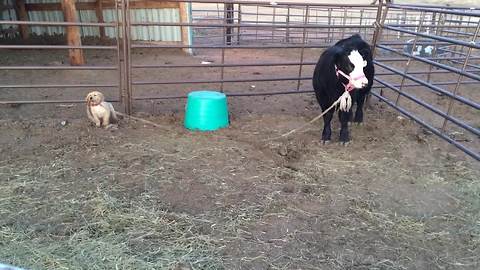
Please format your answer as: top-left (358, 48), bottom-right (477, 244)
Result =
top-left (225, 2), bottom-right (234, 45)
top-left (237, 4), bottom-right (241, 44)
top-left (286, 5), bottom-right (290, 43)
top-left (359, 8), bottom-right (364, 38)
top-left (395, 11), bottom-right (426, 106)
top-left (441, 22), bottom-right (480, 132)
top-left (121, 0), bottom-right (132, 114)
top-left (401, 9), bottom-right (406, 39)
top-left (220, 2), bottom-right (229, 92)
top-left (272, 6), bottom-right (276, 42)
top-left (114, 0), bottom-right (123, 110)
top-left (368, 0), bottom-right (387, 107)
top-left (426, 12), bottom-right (438, 84)
top-left (255, 5), bottom-right (259, 42)
top-left (327, 8), bottom-right (332, 42)
top-left (370, 0), bottom-right (388, 59)
top-left (296, 5), bottom-right (309, 91)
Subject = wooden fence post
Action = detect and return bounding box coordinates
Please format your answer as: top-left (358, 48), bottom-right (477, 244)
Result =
top-left (179, 2), bottom-right (192, 54)
top-left (14, 0), bottom-right (29, 39)
top-left (95, 0), bottom-right (106, 38)
top-left (61, 0), bottom-right (85, 65)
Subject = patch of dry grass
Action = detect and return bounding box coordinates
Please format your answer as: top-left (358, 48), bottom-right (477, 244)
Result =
top-left (0, 158), bottom-right (224, 270)
top-left (1, 117), bottom-right (479, 270)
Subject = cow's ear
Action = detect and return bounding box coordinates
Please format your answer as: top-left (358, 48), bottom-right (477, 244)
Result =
top-left (331, 46), bottom-right (344, 61)
top-left (359, 47), bottom-right (372, 60)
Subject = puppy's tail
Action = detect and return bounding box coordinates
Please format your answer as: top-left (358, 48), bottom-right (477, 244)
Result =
top-left (106, 102), bottom-right (118, 124)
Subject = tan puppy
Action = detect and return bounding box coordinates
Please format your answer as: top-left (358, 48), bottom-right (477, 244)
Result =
top-left (85, 91), bottom-right (118, 128)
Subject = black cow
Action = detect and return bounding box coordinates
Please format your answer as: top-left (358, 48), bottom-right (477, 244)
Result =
top-left (313, 34), bottom-right (375, 144)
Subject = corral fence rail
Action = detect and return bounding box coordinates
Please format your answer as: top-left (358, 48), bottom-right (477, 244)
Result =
top-left (0, 0), bottom-right (479, 161)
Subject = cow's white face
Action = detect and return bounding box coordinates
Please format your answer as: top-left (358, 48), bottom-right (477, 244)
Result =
top-left (347, 50), bottom-right (368, 89)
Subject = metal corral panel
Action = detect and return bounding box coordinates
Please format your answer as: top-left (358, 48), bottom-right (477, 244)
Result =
top-left (1, 0), bottom-right (183, 41)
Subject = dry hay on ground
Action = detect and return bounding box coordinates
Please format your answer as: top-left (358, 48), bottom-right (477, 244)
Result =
top-left (1, 103), bottom-right (479, 269)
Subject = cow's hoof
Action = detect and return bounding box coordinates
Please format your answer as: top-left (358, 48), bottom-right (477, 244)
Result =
top-left (339, 141), bottom-right (350, 146)
top-left (354, 122), bottom-right (364, 126)
top-left (322, 140), bottom-right (331, 145)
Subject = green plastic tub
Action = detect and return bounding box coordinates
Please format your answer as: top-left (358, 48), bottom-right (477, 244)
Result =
top-left (184, 90), bottom-right (229, 131)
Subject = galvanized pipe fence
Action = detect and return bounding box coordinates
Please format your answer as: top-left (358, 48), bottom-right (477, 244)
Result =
top-left (0, 0), bottom-right (479, 160)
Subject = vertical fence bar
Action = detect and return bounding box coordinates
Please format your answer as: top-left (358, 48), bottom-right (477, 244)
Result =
top-left (121, 0), bottom-right (131, 114)
top-left (368, 0), bottom-right (387, 104)
top-left (220, 2), bottom-right (228, 92)
top-left (359, 8), bottom-right (364, 38)
top-left (126, 0), bottom-right (133, 114)
top-left (370, 0), bottom-right (387, 59)
top-left (441, 22), bottom-right (480, 132)
top-left (341, 7), bottom-right (347, 39)
top-left (272, 5), bottom-right (276, 42)
top-left (225, 2), bottom-right (233, 45)
top-left (426, 12), bottom-right (438, 84)
top-left (286, 5), bottom-right (290, 43)
top-left (255, 5), bottom-right (259, 41)
top-left (237, 3), bottom-right (241, 44)
top-left (296, 5), bottom-right (309, 91)
top-left (400, 9), bottom-right (406, 39)
top-left (315, 9), bottom-right (318, 41)
top-left (327, 8), bottom-right (332, 42)
top-left (394, 11), bottom-right (426, 106)
top-left (114, 0), bottom-right (123, 109)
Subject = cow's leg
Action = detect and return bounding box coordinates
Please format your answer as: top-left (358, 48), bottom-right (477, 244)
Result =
top-left (339, 109), bottom-right (352, 144)
top-left (322, 109), bottom-right (334, 143)
top-left (353, 91), bottom-right (367, 124)
top-left (318, 98), bottom-right (334, 143)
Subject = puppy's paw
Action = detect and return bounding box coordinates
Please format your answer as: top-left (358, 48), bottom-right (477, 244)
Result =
top-left (106, 124), bottom-right (118, 130)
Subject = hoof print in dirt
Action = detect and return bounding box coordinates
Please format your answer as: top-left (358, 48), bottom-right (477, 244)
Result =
top-left (282, 184), bottom-right (296, 194)
top-left (276, 144), bottom-right (302, 162)
top-left (301, 185), bottom-right (313, 194)
top-left (284, 163), bottom-right (300, 171)
top-left (277, 145), bottom-right (288, 156)
top-left (173, 262), bottom-right (192, 270)
top-left (413, 128), bottom-right (432, 144)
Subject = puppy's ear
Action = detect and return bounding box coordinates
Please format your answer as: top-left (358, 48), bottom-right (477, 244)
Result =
top-left (85, 94), bottom-right (91, 103)
top-left (98, 92), bottom-right (105, 102)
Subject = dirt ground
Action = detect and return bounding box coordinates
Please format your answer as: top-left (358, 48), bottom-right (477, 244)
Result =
top-left (1, 45), bottom-right (480, 270)
top-left (1, 99), bottom-right (480, 270)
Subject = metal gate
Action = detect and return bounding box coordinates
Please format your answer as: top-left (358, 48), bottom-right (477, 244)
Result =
top-left (0, 0), bottom-right (128, 112)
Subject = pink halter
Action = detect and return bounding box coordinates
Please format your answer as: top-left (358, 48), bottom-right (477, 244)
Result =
top-left (335, 65), bottom-right (366, 92)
